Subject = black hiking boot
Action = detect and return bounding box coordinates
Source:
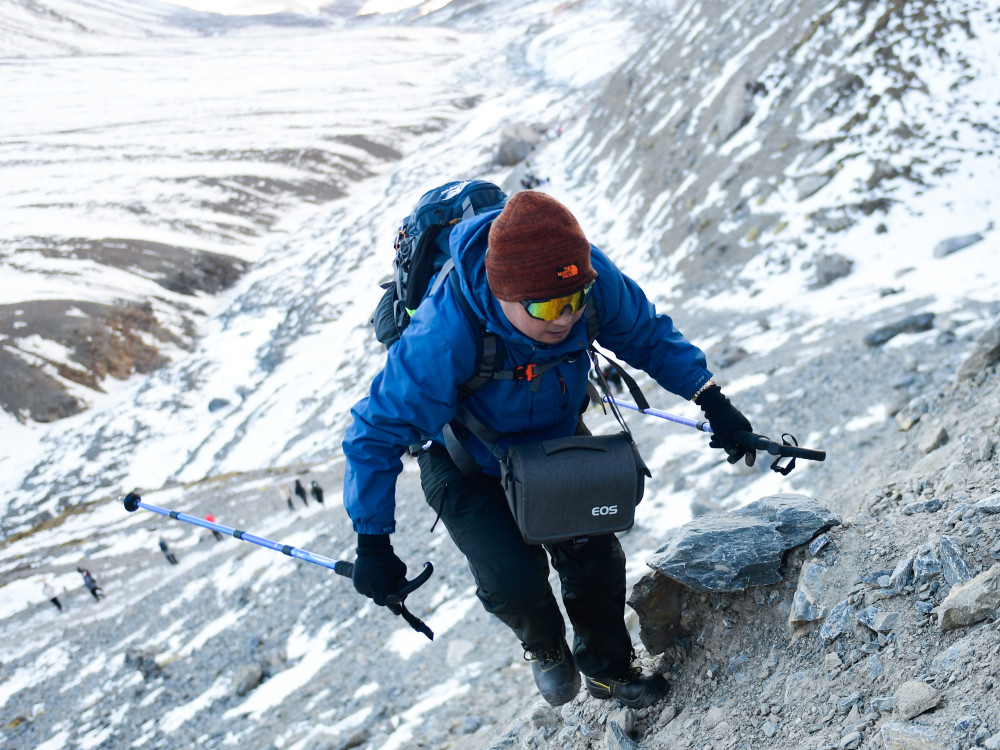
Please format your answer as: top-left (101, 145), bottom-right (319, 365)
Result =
top-left (585, 666), bottom-right (669, 708)
top-left (524, 640), bottom-right (581, 706)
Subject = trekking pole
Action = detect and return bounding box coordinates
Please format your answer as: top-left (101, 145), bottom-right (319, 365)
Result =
top-left (604, 396), bottom-right (826, 474)
top-left (122, 491), bottom-right (434, 640)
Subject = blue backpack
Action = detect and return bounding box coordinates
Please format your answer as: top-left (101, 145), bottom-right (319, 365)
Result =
top-left (371, 179), bottom-right (507, 349)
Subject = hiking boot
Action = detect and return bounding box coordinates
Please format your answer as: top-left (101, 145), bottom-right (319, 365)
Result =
top-left (524, 640), bottom-right (581, 706)
top-left (585, 666), bottom-right (669, 708)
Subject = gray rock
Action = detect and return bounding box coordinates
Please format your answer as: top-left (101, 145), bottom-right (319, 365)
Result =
top-left (957, 316), bottom-right (1000, 380)
top-left (894, 681), bottom-right (943, 720)
top-left (608, 708), bottom-right (635, 735)
top-left (231, 663), bottom-right (264, 696)
top-left (975, 493), bottom-right (1000, 515)
top-left (871, 695), bottom-right (897, 712)
top-left (867, 653), bottom-right (884, 680)
top-left (762, 720), bottom-right (779, 737)
top-left (709, 339), bottom-right (750, 369)
top-left (795, 172), bottom-right (834, 201)
top-left (953, 715), bottom-right (981, 734)
top-left (856, 605), bottom-right (899, 633)
top-left (646, 494), bottom-right (840, 592)
top-left (496, 122), bottom-right (541, 166)
top-left (460, 716), bottom-right (482, 734)
top-left (900, 498), bottom-right (942, 515)
top-left (810, 534), bottom-right (831, 556)
top-left (936, 564), bottom-right (1000, 630)
top-left (889, 557), bottom-right (914, 592)
top-left (606, 720), bottom-right (641, 750)
top-left (863, 312), bottom-right (935, 347)
top-left (933, 232), bottom-right (983, 258)
top-left (790, 561), bottom-right (830, 624)
top-left (528, 701), bottom-right (560, 727)
top-left (880, 722), bottom-right (943, 749)
top-left (938, 536), bottom-right (973, 586)
top-left (840, 731), bottom-right (862, 749)
top-left (812, 252), bottom-right (853, 288)
top-left (837, 692), bottom-right (862, 713)
top-left (913, 548), bottom-right (942, 580)
top-left (208, 397), bottom-right (230, 412)
top-left (821, 599), bottom-right (856, 642)
top-left (918, 424), bottom-right (949, 454)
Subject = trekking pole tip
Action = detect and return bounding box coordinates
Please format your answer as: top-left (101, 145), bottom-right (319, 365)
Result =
top-left (122, 491), bottom-right (141, 512)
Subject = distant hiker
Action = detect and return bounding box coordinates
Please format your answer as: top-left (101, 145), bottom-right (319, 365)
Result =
top-left (279, 485), bottom-right (294, 511)
top-left (205, 513), bottom-right (223, 541)
top-left (310, 480), bottom-right (324, 505)
top-left (77, 567), bottom-right (104, 601)
top-left (43, 580), bottom-right (63, 613)
top-left (159, 538), bottom-right (179, 565)
top-left (342, 191), bottom-right (754, 708)
top-left (294, 479), bottom-right (308, 507)
top-left (520, 172), bottom-right (548, 190)
top-left (601, 364), bottom-right (623, 394)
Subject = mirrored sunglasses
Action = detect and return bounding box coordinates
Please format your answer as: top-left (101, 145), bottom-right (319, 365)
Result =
top-left (520, 282), bottom-right (594, 321)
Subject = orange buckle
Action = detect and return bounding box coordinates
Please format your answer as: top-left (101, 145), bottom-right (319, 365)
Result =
top-left (515, 363), bottom-right (538, 381)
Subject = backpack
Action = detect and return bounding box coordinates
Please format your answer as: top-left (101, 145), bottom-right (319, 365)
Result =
top-left (371, 179), bottom-right (507, 348)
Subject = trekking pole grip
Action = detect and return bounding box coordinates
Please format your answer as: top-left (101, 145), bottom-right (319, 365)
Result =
top-left (734, 431), bottom-right (826, 461)
top-left (333, 561), bottom-right (354, 578)
top-left (336, 560), bottom-right (435, 641)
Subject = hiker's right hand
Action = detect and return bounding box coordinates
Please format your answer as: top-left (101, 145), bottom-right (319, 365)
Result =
top-left (352, 534), bottom-right (408, 606)
top-left (695, 384), bottom-right (756, 467)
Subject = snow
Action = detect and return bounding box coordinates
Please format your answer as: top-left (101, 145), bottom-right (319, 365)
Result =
top-left (222, 646), bottom-right (341, 719)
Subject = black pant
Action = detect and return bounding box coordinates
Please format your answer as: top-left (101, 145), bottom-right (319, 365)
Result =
top-left (417, 447), bottom-right (633, 679)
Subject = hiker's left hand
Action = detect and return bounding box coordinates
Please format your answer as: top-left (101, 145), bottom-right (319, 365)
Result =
top-left (696, 385), bottom-right (756, 467)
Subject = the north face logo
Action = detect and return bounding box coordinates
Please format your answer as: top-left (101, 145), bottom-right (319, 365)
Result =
top-left (557, 264), bottom-right (579, 279)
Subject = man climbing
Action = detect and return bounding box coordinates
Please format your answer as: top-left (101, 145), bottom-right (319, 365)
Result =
top-left (341, 190), bottom-right (754, 708)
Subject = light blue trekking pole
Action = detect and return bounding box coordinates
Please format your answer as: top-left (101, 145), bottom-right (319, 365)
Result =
top-left (122, 491), bottom-right (433, 639)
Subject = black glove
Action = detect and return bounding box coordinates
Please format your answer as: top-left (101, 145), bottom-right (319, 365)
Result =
top-left (695, 384), bottom-right (756, 467)
top-left (352, 534), bottom-right (407, 606)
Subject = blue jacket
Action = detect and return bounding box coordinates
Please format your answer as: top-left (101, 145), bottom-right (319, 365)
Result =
top-left (342, 209), bottom-right (712, 534)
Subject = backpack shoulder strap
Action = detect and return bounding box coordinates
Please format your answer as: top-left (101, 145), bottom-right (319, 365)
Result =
top-left (584, 302), bottom-right (600, 344)
top-left (444, 269), bottom-right (503, 395)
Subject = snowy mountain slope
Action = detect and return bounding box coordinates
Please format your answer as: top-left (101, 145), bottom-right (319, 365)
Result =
top-left (0, 0), bottom-right (198, 57)
top-left (0, 0), bottom-right (333, 57)
top-left (1, 1), bottom-right (1000, 748)
top-left (0, 5), bottom-right (521, 425)
top-left (1, 0), bottom-right (651, 527)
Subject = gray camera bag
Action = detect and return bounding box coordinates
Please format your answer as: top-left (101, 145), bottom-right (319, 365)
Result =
top-left (500, 431), bottom-right (648, 544)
